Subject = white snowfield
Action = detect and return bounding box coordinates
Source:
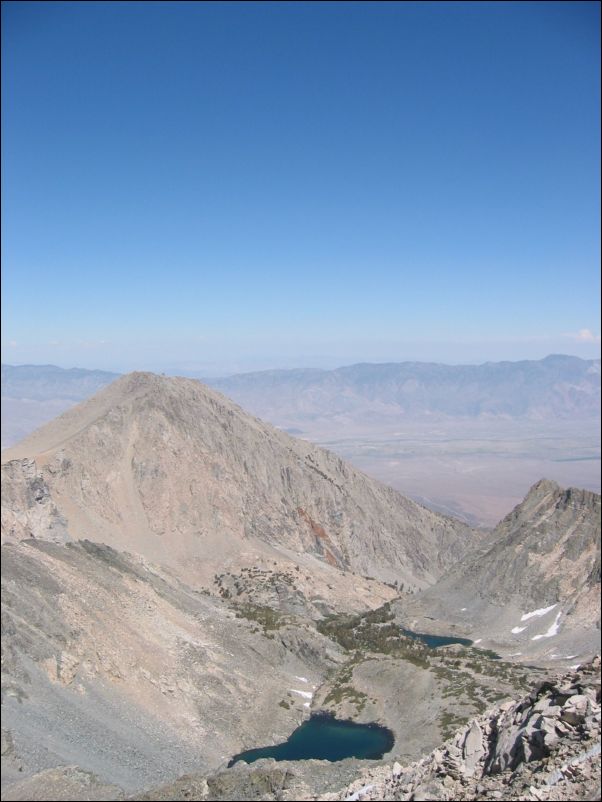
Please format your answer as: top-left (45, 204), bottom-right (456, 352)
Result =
top-left (511, 626), bottom-right (527, 634)
top-left (473, 639), bottom-right (482, 644)
top-left (290, 689), bottom-right (313, 699)
top-left (532, 611), bottom-right (562, 641)
top-left (294, 676), bottom-right (309, 683)
top-left (520, 604), bottom-right (557, 622)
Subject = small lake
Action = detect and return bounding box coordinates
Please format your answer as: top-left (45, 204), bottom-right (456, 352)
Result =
top-left (399, 627), bottom-right (473, 649)
top-left (228, 713), bottom-right (394, 767)
top-left (400, 627), bottom-right (501, 659)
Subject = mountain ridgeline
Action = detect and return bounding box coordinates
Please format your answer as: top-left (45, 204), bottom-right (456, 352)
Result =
top-left (208, 354), bottom-right (601, 427)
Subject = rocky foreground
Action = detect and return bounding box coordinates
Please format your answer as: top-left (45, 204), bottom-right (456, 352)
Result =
top-left (330, 657), bottom-right (601, 802)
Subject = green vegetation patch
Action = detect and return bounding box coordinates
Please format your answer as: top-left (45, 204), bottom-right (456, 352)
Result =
top-left (232, 602), bottom-right (290, 632)
top-left (439, 710), bottom-right (469, 741)
top-left (322, 652), bottom-right (369, 713)
top-left (316, 602), bottom-right (430, 667)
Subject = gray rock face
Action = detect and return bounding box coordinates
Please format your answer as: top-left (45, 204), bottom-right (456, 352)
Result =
top-left (1, 458), bottom-right (69, 543)
top-left (406, 477), bottom-right (601, 659)
top-left (436, 478), bottom-right (601, 610)
top-left (1, 766), bottom-right (124, 801)
top-left (462, 720), bottom-right (484, 775)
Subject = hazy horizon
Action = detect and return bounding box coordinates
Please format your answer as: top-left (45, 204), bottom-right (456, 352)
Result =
top-left (2, 349), bottom-right (601, 379)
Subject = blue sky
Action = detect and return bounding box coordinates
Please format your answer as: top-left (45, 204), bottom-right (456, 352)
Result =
top-left (2, 1), bottom-right (600, 374)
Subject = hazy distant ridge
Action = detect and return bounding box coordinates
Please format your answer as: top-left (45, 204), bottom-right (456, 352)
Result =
top-left (208, 354), bottom-right (601, 426)
top-left (1, 364), bottom-right (119, 447)
top-left (2, 356), bottom-right (600, 448)
top-left (1, 363), bottom-right (119, 400)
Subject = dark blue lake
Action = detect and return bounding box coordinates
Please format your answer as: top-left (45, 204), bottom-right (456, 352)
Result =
top-left (228, 713), bottom-right (394, 766)
top-left (399, 627), bottom-right (473, 648)
top-left (400, 628), bottom-right (501, 659)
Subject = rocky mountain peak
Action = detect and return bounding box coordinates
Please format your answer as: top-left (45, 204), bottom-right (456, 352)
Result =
top-left (411, 477), bottom-right (601, 659)
top-left (1, 372), bottom-right (475, 591)
top-left (526, 477), bottom-right (562, 497)
top-left (502, 479), bottom-right (601, 535)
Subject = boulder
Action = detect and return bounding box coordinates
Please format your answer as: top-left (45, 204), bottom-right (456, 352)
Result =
top-left (462, 720), bottom-right (484, 776)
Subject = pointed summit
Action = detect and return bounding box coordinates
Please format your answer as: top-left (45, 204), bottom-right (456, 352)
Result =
top-left (1, 372), bottom-right (475, 591)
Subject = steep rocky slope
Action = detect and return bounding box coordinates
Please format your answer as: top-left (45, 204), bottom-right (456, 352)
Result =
top-left (395, 479), bottom-right (601, 664)
top-left (425, 478), bottom-right (601, 612)
top-left (1, 372), bottom-right (475, 590)
top-left (456, 479), bottom-right (600, 611)
top-left (1, 538), bottom-right (348, 793)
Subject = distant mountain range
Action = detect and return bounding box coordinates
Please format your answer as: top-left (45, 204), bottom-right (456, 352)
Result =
top-left (0, 363), bottom-right (120, 400)
top-left (2, 355), bottom-right (600, 448)
top-left (208, 354), bottom-right (601, 430)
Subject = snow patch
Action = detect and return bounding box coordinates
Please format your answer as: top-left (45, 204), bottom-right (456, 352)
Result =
top-left (290, 689), bottom-right (313, 699)
top-left (520, 604), bottom-right (557, 622)
top-left (532, 611), bottom-right (562, 640)
top-left (508, 652), bottom-right (522, 657)
top-left (473, 639), bottom-right (482, 644)
top-left (294, 676), bottom-right (309, 683)
top-left (511, 626), bottom-right (527, 634)
top-left (460, 607), bottom-right (467, 611)
top-left (303, 702), bottom-right (310, 708)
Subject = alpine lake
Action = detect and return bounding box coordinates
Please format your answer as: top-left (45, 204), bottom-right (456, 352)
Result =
top-left (229, 628), bottom-right (480, 766)
top-left (228, 713), bottom-right (394, 766)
